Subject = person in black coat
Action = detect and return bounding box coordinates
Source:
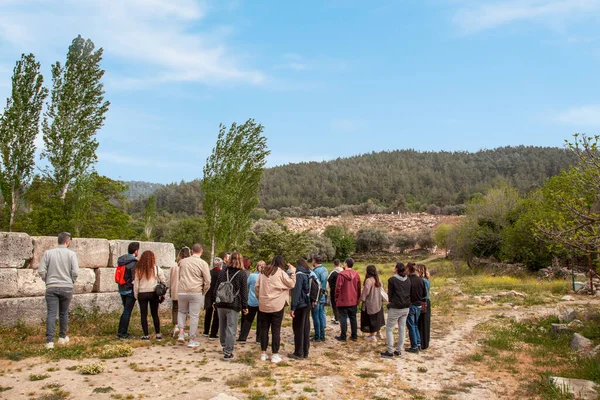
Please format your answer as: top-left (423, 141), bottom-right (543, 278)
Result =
top-left (203, 257), bottom-right (223, 338)
top-left (288, 259), bottom-right (312, 360)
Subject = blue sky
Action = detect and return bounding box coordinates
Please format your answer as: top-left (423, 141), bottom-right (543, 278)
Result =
top-left (0, 0), bottom-right (599, 183)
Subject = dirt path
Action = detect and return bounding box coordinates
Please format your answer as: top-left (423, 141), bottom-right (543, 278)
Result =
top-left (0, 296), bottom-right (596, 400)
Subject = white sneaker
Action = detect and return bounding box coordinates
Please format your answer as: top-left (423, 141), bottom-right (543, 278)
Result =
top-left (57, 336), bottom-right (69, 345)
top-left (271, 354), bottom-right (282, 363)
top-left (260, 353), bottom-right (268, 361)
top-left (187, 340), bottom-right (200, 348)
top-left (45, 342), bottom-right (54, 350)
top-left (172, 327), bottom-right (179, 338)
top-left (177, 333), bottom-right (186, 343)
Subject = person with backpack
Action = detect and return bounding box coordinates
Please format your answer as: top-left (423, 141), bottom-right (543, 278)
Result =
top-left (288, 259), bottom-right (312, 360)
top-left (203, 257), bottom-right (223, 339)
top-left (133, 250), bottom-right (166, 341)
top-left (381, 262), bottom-right (411, 358)
top-left (38, 232), bottom-right (79, 349)
top-left (417, 264), bottom-right (431, 350)
top-left (170, 246), bottom-right (191, 337)
top-left (335, 258), bottom-right (361, 342)
top-left (213, 252), bottom-right (248, 361)
top-left (176, 244), bottom-right (211, 348)
top-left (327, 259), bottom-right (343, 325)
top-left (115, 242), bottom-right (139, 340)
top-left (237, 260), bottom-right (265, 343)
top-left (406, 262), bottom-right (427, 353)
top-left (311, 255), bottom-right (328, 342)
top-left (255, 255), bottom-right (296, 363)
top-left (359, 265), bottom-right (385, 342)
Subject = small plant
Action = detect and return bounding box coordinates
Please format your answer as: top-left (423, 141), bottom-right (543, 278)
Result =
top-left (303, 387), bottom-right (317, 393)
top-left (34, 390), bottom-right (70, 400)
top-left (29, 373), bottom-right (50, 381)
top-left (197, 377), bottom-right (213, 382)
top-left (76, 362), bottom-right (106, 375)
top-left (226, 373), bottom-right (251, 388)
top-left (0, 386), bottom-right (13, 392)
top-left (41, 383), bottom-right (62, 390)
top-left (356, 372), bottom-right (378, 378)
top-left (65, 366), bottom-right (77, 371)
top-left (93, 387), bottom-right (115, 393)
top-left (98, 344), bottom-right (133, 359)
top-left (417, 366), bottom-right (428, 373)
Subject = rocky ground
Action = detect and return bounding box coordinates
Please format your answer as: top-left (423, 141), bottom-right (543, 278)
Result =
top-left (1, 282), bottom-right (598, 400)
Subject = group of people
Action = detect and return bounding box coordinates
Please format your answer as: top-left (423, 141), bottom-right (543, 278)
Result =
top-left (39, 233), bottom-right (432, 362)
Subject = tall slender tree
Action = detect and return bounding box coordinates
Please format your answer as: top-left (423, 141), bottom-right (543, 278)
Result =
top-left (41, 35), bottom-right (110, 199)
top-left (202, 119), bottom-right (270, 266)
top-left (0, 53), bottom-right (48, 231)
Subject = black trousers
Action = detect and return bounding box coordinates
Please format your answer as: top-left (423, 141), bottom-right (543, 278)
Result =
top-left (331, 296), bottom-right (339, 321)
top-left (138, 292), bottom-right (160, 336)
top-left (292, 306), bottom-right (311, 358)
top-left (118, 293), bottom-right (136, 336)
top-left (337, 306), bottom-right (358, 340)
top-left (238, 306), bottom-right (260, 341)
top-left (418, 299), bottom-right (431, 349)
top-left (258, 308), bottom-right (284, 353)
top-left (203, 304), bottom-right (219, 337)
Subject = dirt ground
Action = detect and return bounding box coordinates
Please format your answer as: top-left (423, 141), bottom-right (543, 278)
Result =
top-left (0, 294), bottom-right (598, 400)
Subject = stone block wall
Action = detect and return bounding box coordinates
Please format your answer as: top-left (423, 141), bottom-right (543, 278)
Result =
top-left (0, 232), bottom-right (176, 327)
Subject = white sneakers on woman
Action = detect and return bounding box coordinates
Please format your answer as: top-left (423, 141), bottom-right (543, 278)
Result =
top-left (271, 354), bottom-right (282, 363)
top-left (260, 353), bottom-right (268, 361)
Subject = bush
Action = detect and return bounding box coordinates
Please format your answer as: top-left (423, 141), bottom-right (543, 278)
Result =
top-left (166, 216), bottom-right (206, 250)
top-left (395, 233), bottom-right (417, 253)
top-left (416, 229), bottom-right (435, 250)
top-left (307, 233), bottom-right (335, 261)
top-left (355, 228), bottom-right (391, 253)
top-left (76, 362), bottom-right (106, 375)
top-left (323, 225), bottom-right (355, 259)
top-left (97, 344), bottom-right (133, 359)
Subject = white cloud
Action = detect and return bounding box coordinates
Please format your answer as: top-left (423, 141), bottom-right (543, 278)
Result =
top-left (556, 104), bottom-right (600, 126)
top-left (0, 0), bottom-right (265, 87)
top-left (453, 0), bottom-right (600, 33)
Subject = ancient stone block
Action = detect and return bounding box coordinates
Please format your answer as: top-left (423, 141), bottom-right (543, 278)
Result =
top-left (551, 323), bottom-right (573, 338)
top-left (94, 268), bottom-right (117, 293)
top-left (109, 240), bottom-right (176, 268)
top-left (73, 268), bottom-right (96, 294)
top-left (0, 232), bottom-right (33, 268)
top-left (0, 295), bottom-right (46, 326)
top-left (31, 236), bottom-right (110, 269)
top-left (0, 269), bottom-right (18, 298)
top-left (16, 269), bottom-right (46, 297)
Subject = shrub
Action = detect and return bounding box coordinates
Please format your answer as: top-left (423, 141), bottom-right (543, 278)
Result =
top-left (97, 344), bottom-right (133, 359)
top-left (307, 233), bottom-right (335, 261)
top-left (416, 229), bottom-right (435, 250)
top-left (395, 233), bottom-right (417, 253)
top-left (323, 225), bottom-right (355, 259)
top-left (355, 228), bottom-right (390, 253)
top-left (76, 362), bottom-right (106, 375)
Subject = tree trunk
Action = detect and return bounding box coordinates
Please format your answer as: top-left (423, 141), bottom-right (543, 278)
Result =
top-left (9, 187), bottom-right (17, 232)
top-left (59, 182), bottom-right (69, 200)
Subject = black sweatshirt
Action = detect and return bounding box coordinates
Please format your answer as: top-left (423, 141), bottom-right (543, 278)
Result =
top-left (387, 274), bottom-right (412, 309)
top-left (291, 266), bottom-right (311, 311)
top-left (213, 267), bottom-right (248, 312)
top-left (409, 274), bottom-right (427, 306)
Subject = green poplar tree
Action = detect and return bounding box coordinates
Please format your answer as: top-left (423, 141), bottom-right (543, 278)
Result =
top-left (143, 194), bottom-right (157, 240)
top-left (202, 119), bottom-right (270, 266)
top-left (0, 53), bottom-right (48, 231)
top-left (41, 35), bottom-right (110, 199)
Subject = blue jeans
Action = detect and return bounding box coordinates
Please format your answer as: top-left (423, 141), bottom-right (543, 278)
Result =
top-left (45, 287), bottom-right (73, 343)
top-left (311, 299), bottom-right (326, 340)
top-left (407, 305), bottom-right (421, 349)
top-left (118, 293), bottom-right (136, 336)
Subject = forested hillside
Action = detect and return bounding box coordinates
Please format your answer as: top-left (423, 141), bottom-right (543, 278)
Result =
top-left (258, 146), bottom-right (576, 210)
top-left (123, 181), bottom-right (163, 199)
top-left (127, 146), bottom-right (576, 215)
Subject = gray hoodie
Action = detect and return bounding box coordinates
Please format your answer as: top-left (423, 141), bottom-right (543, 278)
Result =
top-left (38, 245), bottom-right (79, 289)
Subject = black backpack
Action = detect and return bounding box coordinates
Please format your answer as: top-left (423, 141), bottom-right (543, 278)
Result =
top-left (297, 272), bottom-right (322, 304)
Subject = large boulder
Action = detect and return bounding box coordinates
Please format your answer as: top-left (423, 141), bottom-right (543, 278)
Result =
top-left (73, 268), bottom-right (96, 293)
top-left (109, 240), bottom-right (176, 268)
top-left (31, 237), bottom-right (110, 269)
top-left (559, 307), bottom-right (577, 323)
top-left (0, 232), bottom-right (33, 268)
top-left (549, 377), bottom-right (598, 400)
top-left (571, 333), bottom-right (594, 352)
top-left (94, 268), bottom-right (118, 293)
top-left (13, 268), bottom-right (95, 297)
top-left (0, 269), bottom-right (19, 298)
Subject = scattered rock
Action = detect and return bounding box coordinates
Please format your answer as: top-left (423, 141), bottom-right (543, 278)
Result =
top-left (583, 311), bottom-right (600, 321)
top-left (570, 333), bottom-right (594, 352)
top-left (496, 290), bottom-right (526, 298)
top-left (567, 319), bottom-right (584, 329)
top-left (561, 295), bottom-right (575, 301)
top-left (559, 308), bottom-right (577, 323)
top-left (551, 324), bottom-right (573, 339)
top-left (549, 377), bottom-right (598, 400)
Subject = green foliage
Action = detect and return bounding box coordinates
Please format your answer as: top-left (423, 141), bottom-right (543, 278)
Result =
top-left (41, 35), bottom-right (110, 199)
top-left (143, 194), bottom-right (157, 240)
top-left (433, 224), bottom-right (451, 252)
top-left (307, 232), bottom-right (335, 261)
top-left (323, 225), bottom-right (355, 259)
top-left (355, 228), bottom-right (390, 253)
top-left (416, 228), bottom-right (435, 250)
top-left (166, 216), bottom-right (207, 250)
top-left (203, 119), bottom-right (270, 262)
top-left (248, 225), bottom-right (314, 263)
top-left (0, 53), bottom-right (48, 231)
top-left (395, 233), bottom-right (417, 253)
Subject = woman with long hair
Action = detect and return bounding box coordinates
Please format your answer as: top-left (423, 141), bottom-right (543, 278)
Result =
top-left (238, 260), bottom-right (265, 343)
top-left (170, 246), bottom-right (191, 336)
top-left (134, 250), bottom-right (166, 341)
top-left (213, 252), bottom-right (248, 361)
top-left (359, 265), bottom-right (385, 342)
top-left (417, 264), bottom-right (431, 350)
top-left (255, 255), bottom-right (296, 363)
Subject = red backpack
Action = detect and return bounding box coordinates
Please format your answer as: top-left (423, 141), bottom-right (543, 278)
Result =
top-left (114, 265), bottom-right (127, 285)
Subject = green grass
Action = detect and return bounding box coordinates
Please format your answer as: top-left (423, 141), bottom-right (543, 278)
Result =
top-left (29, 373), bottom-right (50, 381)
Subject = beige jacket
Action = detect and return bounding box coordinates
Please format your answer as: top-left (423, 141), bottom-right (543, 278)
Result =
top-left (255, 268), bottom-right (296, 313)
top-left (178, 255), bottom-right (211, 295)
top-left (169, 265), bottom-right (179, 300)
top-left (134, 266), bottom-right (166, 299)
top-left (359, 276), bottom-right (382, 315)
